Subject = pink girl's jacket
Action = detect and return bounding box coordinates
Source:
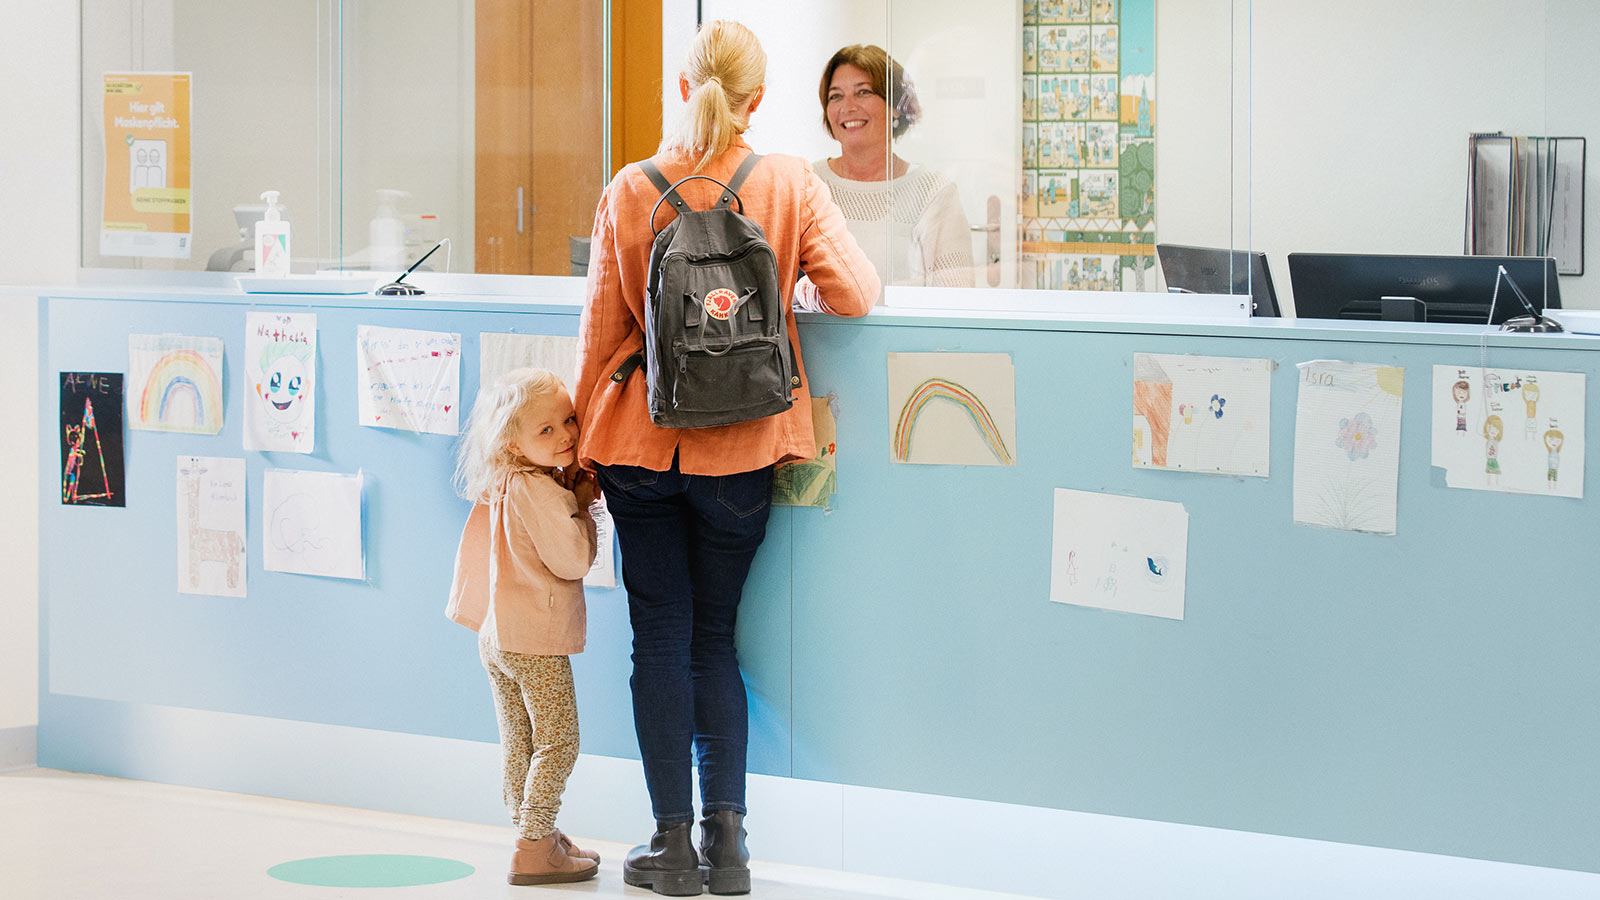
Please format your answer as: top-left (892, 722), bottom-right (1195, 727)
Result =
top-left (447, 467), bottom-right (598, 655)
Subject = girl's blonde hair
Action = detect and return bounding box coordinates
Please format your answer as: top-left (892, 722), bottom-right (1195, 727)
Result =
top-left (661, 20), bottom-right (766, 172)
top-left (454, 367), bottom-right (567, 503)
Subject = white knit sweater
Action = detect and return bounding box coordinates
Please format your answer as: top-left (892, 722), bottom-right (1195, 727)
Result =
top-left (811, 160), bottom-right (974, 289)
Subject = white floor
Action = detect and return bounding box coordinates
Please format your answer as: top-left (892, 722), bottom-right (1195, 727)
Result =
top-left (5, 766), bottom-right (1600, 900)
top-left (0, 768), bottom-right (1040, 900)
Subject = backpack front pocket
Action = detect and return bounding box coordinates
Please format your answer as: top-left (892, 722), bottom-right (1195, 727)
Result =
top-left (670, 336), bottom-right (788, 416)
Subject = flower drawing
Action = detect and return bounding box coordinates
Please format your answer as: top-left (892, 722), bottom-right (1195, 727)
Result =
top-left (1335, 412), bottom-right (1377, 461)
top-left (1209, 394), bottom-right (1225, 418)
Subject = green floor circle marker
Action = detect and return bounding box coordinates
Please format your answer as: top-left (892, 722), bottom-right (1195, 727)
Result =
top-left (267, 854), bottom-right (475, 888)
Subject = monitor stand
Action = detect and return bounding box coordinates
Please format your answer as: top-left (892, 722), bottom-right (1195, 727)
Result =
top-left (1380, 296), bottom-right (1426, 322)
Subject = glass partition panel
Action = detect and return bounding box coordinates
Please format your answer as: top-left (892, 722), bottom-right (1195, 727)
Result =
top-left (339, 0), bottom-right (609, 277)
top-left (81, 0), bottom-right (336, 273)
top-left (697, 1), bottom-right (893, 286)
top-left (876, 0), bottom-right (1249, 304)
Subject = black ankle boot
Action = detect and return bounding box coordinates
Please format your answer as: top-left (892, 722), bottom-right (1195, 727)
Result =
top-left (698, 810), bottom-right (751, 895)
top-left (623, 820), bottom-right (703, 896)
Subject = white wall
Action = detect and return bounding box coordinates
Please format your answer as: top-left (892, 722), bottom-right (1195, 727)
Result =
top-left (1544, 0), bottom-right (1600, 308)
top-left (0, 0), bottom-right (78, 736)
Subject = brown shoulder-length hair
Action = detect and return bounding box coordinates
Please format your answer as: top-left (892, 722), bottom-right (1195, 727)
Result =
top-left (818, 44), bottom-right (920, 140)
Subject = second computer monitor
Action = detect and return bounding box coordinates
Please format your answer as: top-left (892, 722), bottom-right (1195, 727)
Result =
top-left (1286, 253), bottom-right (1561, 324)
top-left (1155, 243), bottom-right (1281, 317)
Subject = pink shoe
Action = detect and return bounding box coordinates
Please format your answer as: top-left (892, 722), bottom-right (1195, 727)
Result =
top-left (556, 829), bottom-right (600, 863)
top-left (508, 833), bottom-right (599, 885)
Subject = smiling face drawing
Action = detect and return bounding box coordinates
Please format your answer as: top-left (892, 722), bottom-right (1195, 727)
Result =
top-left (258, 354), bottom-right (308, 424)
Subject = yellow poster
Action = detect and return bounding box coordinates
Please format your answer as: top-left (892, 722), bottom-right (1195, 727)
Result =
top-left (101, 72), bottom-right (192, 259)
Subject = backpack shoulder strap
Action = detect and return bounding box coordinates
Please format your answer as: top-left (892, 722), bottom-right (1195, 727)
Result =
top-left (638, 160), bottom-right (692, 215)
top-left (713, 153), bottom-right (764, 211)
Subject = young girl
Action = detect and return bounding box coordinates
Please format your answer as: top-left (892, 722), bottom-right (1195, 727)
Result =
top-left (448, 367), bottom-right (600, 886)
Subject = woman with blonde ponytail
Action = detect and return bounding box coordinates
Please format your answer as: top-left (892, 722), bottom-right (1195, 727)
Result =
top-left (573, 19), bottom-right (879, 896)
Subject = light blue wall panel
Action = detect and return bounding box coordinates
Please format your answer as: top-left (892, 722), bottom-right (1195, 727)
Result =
top-left (790, 317), bottom-right (1600, 871)
top-left (38, 294), bottom-right (793, 773)
top-left (38, 291), bottom-right (1600, 873)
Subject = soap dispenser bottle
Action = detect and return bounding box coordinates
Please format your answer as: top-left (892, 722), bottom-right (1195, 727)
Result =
top-left (369, 189), bottom-right (408, 269)
top-left (254, 191), bottom-right (291, 276)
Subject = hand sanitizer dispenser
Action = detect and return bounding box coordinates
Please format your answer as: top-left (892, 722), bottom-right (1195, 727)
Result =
top-left (370, 189), bottom-right (408, 269)
top-left (254, 191), bottom-right (291, 276)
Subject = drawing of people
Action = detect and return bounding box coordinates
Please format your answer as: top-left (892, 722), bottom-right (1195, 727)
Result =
top-left (1451, 380), bottom-right (1470, 434)
top-left (1544, 429), bottom-right (1564, 490)
top-left (1522, 382), bottom-right (1540, 439)
top-left (1483, 415), bottom-right (1504, 484)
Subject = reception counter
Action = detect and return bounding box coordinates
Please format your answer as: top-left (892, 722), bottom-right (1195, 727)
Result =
top-left (35, 284), bottom-right (1600, 891)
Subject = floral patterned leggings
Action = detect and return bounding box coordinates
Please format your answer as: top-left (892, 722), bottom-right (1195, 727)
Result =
top-left (478, 634), bottom-right (580, 841)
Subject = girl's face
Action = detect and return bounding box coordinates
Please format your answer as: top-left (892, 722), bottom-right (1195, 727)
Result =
top-left (510, 391), bottom-right (579, 468)
top-left (1548, 433), bottom-right (1564, 452)
top-left (1486, 421), bottom-right (1502, 441)
top-left (1452, 384), bottom-right (1468, 403)
top-left (826, 63), bottom-right (889, 158)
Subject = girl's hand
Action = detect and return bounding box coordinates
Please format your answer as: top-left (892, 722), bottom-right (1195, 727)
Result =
top-left (571, 468), bottom-right (598, 509)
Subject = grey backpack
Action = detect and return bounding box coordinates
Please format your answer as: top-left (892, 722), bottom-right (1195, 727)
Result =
top-left (612, 153), bottom-right (799, 429)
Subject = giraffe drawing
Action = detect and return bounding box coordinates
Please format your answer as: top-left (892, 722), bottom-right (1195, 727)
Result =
top-left (181, 462), bottom-right (243, 589)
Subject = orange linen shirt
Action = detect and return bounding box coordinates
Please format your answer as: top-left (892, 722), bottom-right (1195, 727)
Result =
top-left (574, 137), bottom-right (880, 476)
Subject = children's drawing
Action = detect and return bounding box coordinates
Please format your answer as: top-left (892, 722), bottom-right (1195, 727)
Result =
top-left (357, 325), bottom-right (462, 435)
top-left (1430, 365), bottom-right (1585, 498)
top-left (584, 495), bottom-right (617, 589)
top-left (243, 312), bottom-right (316, 453)
top-left (60, 372), bottom-right (125, 507)
top-left (774, 396), bottom-right (840, 507)
top-left (128, 334), bottom-right (224, 434)
top-left (887, 353), bottom-right (1017, 467)
top-left (1521, 382), bottom-right (1541, 441)
top-left (479, 332), bottom-right (579, 390)
top-left (1544, 429), bottom-right (1565, 491)
top-left (177, 456), bottom-right (246, 597)
top-left (262, 468), bottom-right (365, 580)
top-left (1292, 361), bottom-right (1405, 535)
top-left (1132, 353), bottom-right (1271, 477)
top-left (1049, 488), bottom-right (1188, 620)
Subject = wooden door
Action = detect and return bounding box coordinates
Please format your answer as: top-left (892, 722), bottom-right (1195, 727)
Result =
top-left (476, 0), bottom-right (660, 275)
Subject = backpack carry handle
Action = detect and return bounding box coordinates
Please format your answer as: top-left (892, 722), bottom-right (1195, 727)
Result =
top-left (647, 174), bottom-right (745, 236)
top-left (691, 287), bottom-right (759, 356)
top-left (639, 154), bottom-right (763, 235)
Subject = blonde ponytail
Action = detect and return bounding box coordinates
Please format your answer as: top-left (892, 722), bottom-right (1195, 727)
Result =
top-left (662, 20), bottom-right (766, 172)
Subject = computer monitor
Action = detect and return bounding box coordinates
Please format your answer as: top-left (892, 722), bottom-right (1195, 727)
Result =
top-left (1156, 243), bottom-right (1281, 317)
top-left (1286, 253), bottom-right (1561, 324)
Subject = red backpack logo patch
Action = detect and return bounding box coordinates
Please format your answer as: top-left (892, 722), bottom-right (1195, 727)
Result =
top-left (704, 287), bottom-right (737, 321)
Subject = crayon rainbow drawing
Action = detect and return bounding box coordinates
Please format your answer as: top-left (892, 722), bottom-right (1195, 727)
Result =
top-left (137, 349), bottom-right (223, 432)
top-left (893, 377), bottom-right (1014, 465)
top-left (128, 335), bottom-right (224, 434)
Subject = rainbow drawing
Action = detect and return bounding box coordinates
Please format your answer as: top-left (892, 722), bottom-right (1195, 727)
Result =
top-left (130, 336), bottom-right (224, 434)
top-left (893, 377), bottom-right (1014, 465)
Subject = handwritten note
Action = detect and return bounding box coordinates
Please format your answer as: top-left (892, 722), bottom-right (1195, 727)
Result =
top-left (357, 325), bottom-right (462, 435)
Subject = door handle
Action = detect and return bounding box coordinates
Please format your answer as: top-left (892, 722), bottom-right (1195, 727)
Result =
top-left (516, 186), bottom-right (524, 234)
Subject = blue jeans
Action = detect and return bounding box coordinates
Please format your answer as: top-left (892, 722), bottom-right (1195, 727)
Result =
top-left (597, 460), bottom-right (773, 823)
